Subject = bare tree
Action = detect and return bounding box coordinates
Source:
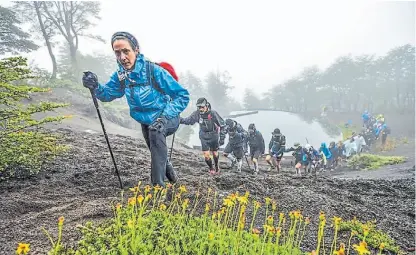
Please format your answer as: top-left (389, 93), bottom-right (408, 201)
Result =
top-left (42, 1), bottom-right (104, 79)
top-left (14, 1), bottom-right (58, 79)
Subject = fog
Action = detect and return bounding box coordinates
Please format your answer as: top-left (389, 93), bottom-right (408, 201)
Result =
top-left (1, 0), bottom-right (415, 101)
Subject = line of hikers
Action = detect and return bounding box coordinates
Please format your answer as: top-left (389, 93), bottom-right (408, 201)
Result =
top-left (361, 111), bottom-right (390, 147)
top-left (179, 97), bottom-right (339, 176)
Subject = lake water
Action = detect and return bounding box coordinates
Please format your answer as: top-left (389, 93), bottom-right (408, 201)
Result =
top-left (186, 110), bottom-right (343, 154)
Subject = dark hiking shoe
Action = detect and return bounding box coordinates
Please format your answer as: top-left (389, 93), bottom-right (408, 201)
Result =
top-left (166, 164), bottom-right (178, 184)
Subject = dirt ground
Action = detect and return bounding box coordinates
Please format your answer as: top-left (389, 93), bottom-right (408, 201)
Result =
top-left (0, 128), bottom-right (414, 255)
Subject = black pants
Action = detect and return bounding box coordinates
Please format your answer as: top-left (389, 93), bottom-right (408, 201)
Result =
top-left (141, 116), bottom-right (179, 187)
top-left (199, 131), bottom-right (219, 151)
top-left (224, 143), bottom-right (244, 159)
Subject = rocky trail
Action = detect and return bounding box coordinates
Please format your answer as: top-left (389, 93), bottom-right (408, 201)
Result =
top-left (0, 128), bottom-right (414, 254)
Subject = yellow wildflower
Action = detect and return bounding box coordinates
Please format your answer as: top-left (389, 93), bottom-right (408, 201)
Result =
top-left (208, 233), bottom-right (214, 240)
top-left (127, 220), bottom-right (134, 228)
top-left (159, 204), bottom-right (167, 211)
top-left (271, 201), bottom-right (277, 211)
top-left (240, 205), bottom-right (247, 214)
top-left (212, 212), bottom-right (217, 220)
top-left (129, 186), bottom-right (139, 193)
top-left (333, 216), bottom-right (342, 228)
top-left (58, 216), bottom-right (64, 226)
top-left (254, 201), bottom-right (261, 209)
top-left (319, 211), bottom-right (326, 221)
top-left (353, 241), bottom-right (370, 255)
top-left (153, 185), bottom-right (162, 192)
top-left (379, 243), bottom-right (385, 250)
top-left (279, 212), bottom-right (285, 221)
top-left (229, 193), bottom-right (237, 201)
top-left (182, 198), bottom-right (189, 209)
top-left (116, 203), bottom-right (122, 211)
top-left (145, 194), bottom-right (152, 201)
top-left (223, 198), bottom-right (234, 207)
top-left (144, 185), bottom-right (151, 193)
top-left (276, 227), bottom-right (282, 236)
top-left (265, 197), bottom-right (271, 205)
top-left (362, 224), bottom-right (370, 238)
top-left (294, 210), bottom-right (301, 219)
top-left (128, 197), bottom-right (136, 206)
top-left (137, 195), bottom-right (144, 204)
top-left (237, 195), bottom-right (248, 205)
top-left (252, 228), bottom-right (260, 234)
top-left (244, 191), bottom-right (250, 198)
top-left (205, 203), bottom-right (210, 212)
top-left (16, 243), bottom-right (30, 255)
top-left (267, 215), bottom-right (274, 225)
top-left (334, 243), bottom-right (345, 255)
top-left (179, 185), bottom-right (187, 193)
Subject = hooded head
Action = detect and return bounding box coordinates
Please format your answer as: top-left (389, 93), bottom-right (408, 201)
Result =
top-left (225, 119), bottom-right (236, 129)
top-left (111, 31), bottom-right (140, 70)
top-left (320, 142), bottom-right (327, 149)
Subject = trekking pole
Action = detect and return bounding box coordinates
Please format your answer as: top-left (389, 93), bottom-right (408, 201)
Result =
top-left (169, 133), bottom-right (175, 161)
top-left (88, 85), bottom-right (123, 189)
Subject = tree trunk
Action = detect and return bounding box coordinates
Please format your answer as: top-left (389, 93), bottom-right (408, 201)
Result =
top-left (34, 2), bottom-right (57, 79)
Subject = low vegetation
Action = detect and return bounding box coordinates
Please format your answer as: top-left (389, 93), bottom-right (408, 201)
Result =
top-left (17, 183), bottom-right (396, 255)
top-left (347, 154), bottom-right (405, 170)
top-left (340, 218), bottom-right (401, 253)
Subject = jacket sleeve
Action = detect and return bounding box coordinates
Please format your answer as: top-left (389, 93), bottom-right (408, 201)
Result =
top-left (153, 65), bottom-right (190, 118)
top-left (285, 147), bottom-right (294, 152)
top-left (259, 132), bottom-right (265, 154)
top-left (180, 110), bottom-right (199, 125)
top-left (268, 139), bottom-right (273, 151)
top-left (95, 72), bottom-right (125, 102)
top-left (211, 110), bottom-right (226, 130)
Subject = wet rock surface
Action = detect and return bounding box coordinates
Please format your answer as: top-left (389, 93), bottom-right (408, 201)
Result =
top-left (0, 128), bottom-right (414, 254)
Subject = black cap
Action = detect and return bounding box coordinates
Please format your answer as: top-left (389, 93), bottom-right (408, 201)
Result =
top-left (272, 128), bottom-right (280, 134)
top-left (196, 97), bottom-right (208, 107)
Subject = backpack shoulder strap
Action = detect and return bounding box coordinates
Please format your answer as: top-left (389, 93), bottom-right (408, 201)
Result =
top-left (147, 61), bottom-right (165, 95)
top-left (117, 71), bottom-right (126, 89)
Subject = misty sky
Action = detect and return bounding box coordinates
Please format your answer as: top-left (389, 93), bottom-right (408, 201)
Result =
top-left (2, 0), bottom-right (415, 101)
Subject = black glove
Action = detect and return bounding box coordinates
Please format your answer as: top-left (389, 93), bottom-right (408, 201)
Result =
top-left (82, 71), bottom-right (99, 90)
top-left (149, 116), bottom-right (167, 133)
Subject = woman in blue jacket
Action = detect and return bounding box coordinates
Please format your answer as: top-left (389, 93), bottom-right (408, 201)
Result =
top-left (82, 31), bottom-right (190, 188)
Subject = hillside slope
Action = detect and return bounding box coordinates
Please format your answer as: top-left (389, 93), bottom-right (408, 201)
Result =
top-left (0, 128), bottom-right (414, 254)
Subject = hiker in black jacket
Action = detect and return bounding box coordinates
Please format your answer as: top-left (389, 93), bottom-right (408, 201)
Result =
top-left (246, 123), bottom-right (265, 174)
top-left (221, 118), bottom-right (248, 172)
top-left (180, 98), bottom-right (225, 174)
top-left (265, 128), bottom-right (286, 173)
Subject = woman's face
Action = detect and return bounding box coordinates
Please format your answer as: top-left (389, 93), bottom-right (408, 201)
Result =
top-left (112, 39), bottom-right (138, 70)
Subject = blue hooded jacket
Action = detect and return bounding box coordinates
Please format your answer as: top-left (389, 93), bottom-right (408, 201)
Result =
top-left (95, 54), bottom-right (190, 125)
top-left (319, 142), bottom-right (332, 160)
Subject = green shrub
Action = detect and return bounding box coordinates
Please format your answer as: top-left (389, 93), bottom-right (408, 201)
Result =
top-left (340, 218), bottom-right (401, 253)
top-left (0, 56), bottom-right (70, 180)
top-left (347, 154), bottom-right (405, 170)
